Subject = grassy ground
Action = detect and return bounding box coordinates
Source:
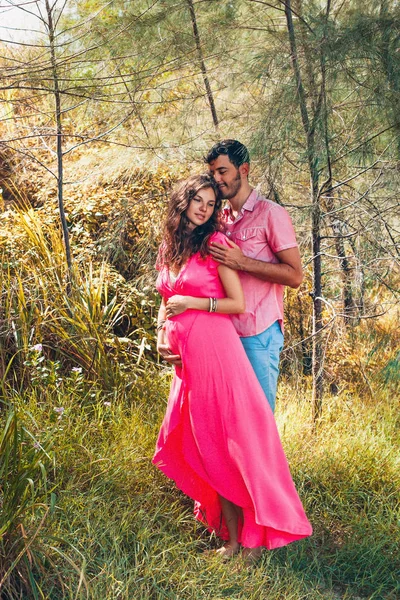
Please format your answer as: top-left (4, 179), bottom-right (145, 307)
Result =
top-left (2, 370), bottom-right (398, 600)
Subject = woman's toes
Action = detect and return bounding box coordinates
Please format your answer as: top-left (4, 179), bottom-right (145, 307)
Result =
top-left (215, 542), bottom-right (241, 560)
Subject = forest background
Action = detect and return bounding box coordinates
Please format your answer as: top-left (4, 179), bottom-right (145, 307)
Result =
top-left (0, 0), bottom-right (399, 598)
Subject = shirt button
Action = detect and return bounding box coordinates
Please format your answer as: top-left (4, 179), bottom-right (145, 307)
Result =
top-left (227, 231), bottom-right (231, 236)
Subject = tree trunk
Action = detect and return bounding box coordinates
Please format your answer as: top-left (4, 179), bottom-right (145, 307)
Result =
top-left (319, 25), bottom-right (355, 324)
top-left (284, 0), bottom-right (324, 420)
top-left (45, 0), bottom-right (72, 284)
top-left (379, 0), bottom-right (400, 155)
top-left (323, 196), bottom-right (355, 321)
top-left (297, 295), bottom-right (312, 375)
top-left (186, 0), bottom-right (219, 129)
top-left (348, 235), bottom-right (365, 318)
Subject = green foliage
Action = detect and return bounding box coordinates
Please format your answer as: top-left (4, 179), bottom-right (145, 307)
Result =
top-left (0, 175), bottom-right (171, 387)
top-left (0, 402), bottom-right (87, 598)
top-left (1, 376), bottom-right (398, 598)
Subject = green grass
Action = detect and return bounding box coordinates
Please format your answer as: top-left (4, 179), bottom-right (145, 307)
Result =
top-left (1, 373), bottom-right (398, 599)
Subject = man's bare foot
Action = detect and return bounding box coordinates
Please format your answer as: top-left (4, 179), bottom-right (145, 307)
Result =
top-left (241, 546), bottom-right (264, 566)
top-left (215, 541), bottom-right (241, 559)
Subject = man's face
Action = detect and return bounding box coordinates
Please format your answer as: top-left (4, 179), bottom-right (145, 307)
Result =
top-left (208, 155), bottom-right (243, 200)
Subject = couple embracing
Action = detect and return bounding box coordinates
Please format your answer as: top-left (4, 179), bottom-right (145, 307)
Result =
top-left (153, 140), bottom-right (311, 564)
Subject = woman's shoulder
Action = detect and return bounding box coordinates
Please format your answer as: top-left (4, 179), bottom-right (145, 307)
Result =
top-left (208, 231), bottom-right (229, 247)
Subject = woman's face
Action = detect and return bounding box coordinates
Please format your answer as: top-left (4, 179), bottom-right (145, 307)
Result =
top-left (185, 187), bottom-right (216, 230)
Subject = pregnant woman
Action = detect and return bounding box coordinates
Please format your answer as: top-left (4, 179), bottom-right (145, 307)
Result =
top-left (153, 173), bottom-right (312, 562)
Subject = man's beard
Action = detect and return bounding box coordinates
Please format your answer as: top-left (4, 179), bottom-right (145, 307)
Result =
top-left (220, 172), bottom-right (242, 200)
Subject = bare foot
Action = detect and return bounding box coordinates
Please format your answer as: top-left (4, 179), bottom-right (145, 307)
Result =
top-left (241, 546), bottom-right (264, 566)
top-left (215, 541), bottom-right (241, 560)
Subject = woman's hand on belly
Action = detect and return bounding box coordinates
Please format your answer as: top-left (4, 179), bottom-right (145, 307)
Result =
top-left (165, 295), bottom-right (190, 318)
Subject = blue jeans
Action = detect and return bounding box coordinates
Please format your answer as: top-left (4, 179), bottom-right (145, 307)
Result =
top-left (240, 321), bottom-right (284, 413)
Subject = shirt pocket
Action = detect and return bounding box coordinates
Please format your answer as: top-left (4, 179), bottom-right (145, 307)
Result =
top-left (233, 227), bottom-right (258, 243)
top-left (231, 227), bottom-right (262, 258)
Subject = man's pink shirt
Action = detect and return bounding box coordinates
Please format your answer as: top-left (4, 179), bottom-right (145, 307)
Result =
top-left (222, 189), bottom-right (298, 337)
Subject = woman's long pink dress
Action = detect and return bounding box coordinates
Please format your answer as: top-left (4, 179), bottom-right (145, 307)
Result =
top-left (153, 232), bottom-right (312, 549)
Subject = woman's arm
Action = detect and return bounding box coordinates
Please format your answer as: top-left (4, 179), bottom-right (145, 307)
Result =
top-left (165, 265), bottom-right (245, 318)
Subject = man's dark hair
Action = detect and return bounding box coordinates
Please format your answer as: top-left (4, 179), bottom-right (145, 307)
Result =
top-left (204, 139), bottom-right (250, 169)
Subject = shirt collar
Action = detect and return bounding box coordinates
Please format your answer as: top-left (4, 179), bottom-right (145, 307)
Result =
top-left (223, 189), bottom-right (258, 220)
top-left (240, 189), bottom-right (258, 213)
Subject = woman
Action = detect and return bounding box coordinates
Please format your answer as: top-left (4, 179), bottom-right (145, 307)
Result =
top-left (153, 173), bottom-right (312, 562)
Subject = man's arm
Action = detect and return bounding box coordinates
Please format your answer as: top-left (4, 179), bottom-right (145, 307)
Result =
top-left (209, 240), bottom-right (303, 288)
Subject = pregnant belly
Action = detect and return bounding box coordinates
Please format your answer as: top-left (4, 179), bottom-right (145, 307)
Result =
top-left (165, 310), bottom-right (234, 357)
top-left (164, 310), bottom-right (198, 356)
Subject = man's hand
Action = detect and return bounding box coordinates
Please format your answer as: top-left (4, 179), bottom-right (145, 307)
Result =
top-left (165, 295), bottom-right (189, 318)
top-left (210, 240), bottom-right (303, 287)
top-left (209, 239), bottom-right (245, 270)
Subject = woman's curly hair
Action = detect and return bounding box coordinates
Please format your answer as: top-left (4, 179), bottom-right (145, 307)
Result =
top-left (159, 173), bottom-right (222, 270)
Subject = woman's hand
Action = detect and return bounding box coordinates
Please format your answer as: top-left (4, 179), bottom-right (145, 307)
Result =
top-left (165, 295), bottom-right (190, 318)
top-left (157, 327), bottom-right (182, 367)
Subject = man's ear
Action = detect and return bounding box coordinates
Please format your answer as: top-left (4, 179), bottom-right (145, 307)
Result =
top-left (239, 162), bottom-right (250, 178)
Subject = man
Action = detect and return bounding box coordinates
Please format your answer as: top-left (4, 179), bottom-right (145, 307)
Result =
top-left (206, 139), bottom-right (303, 412)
